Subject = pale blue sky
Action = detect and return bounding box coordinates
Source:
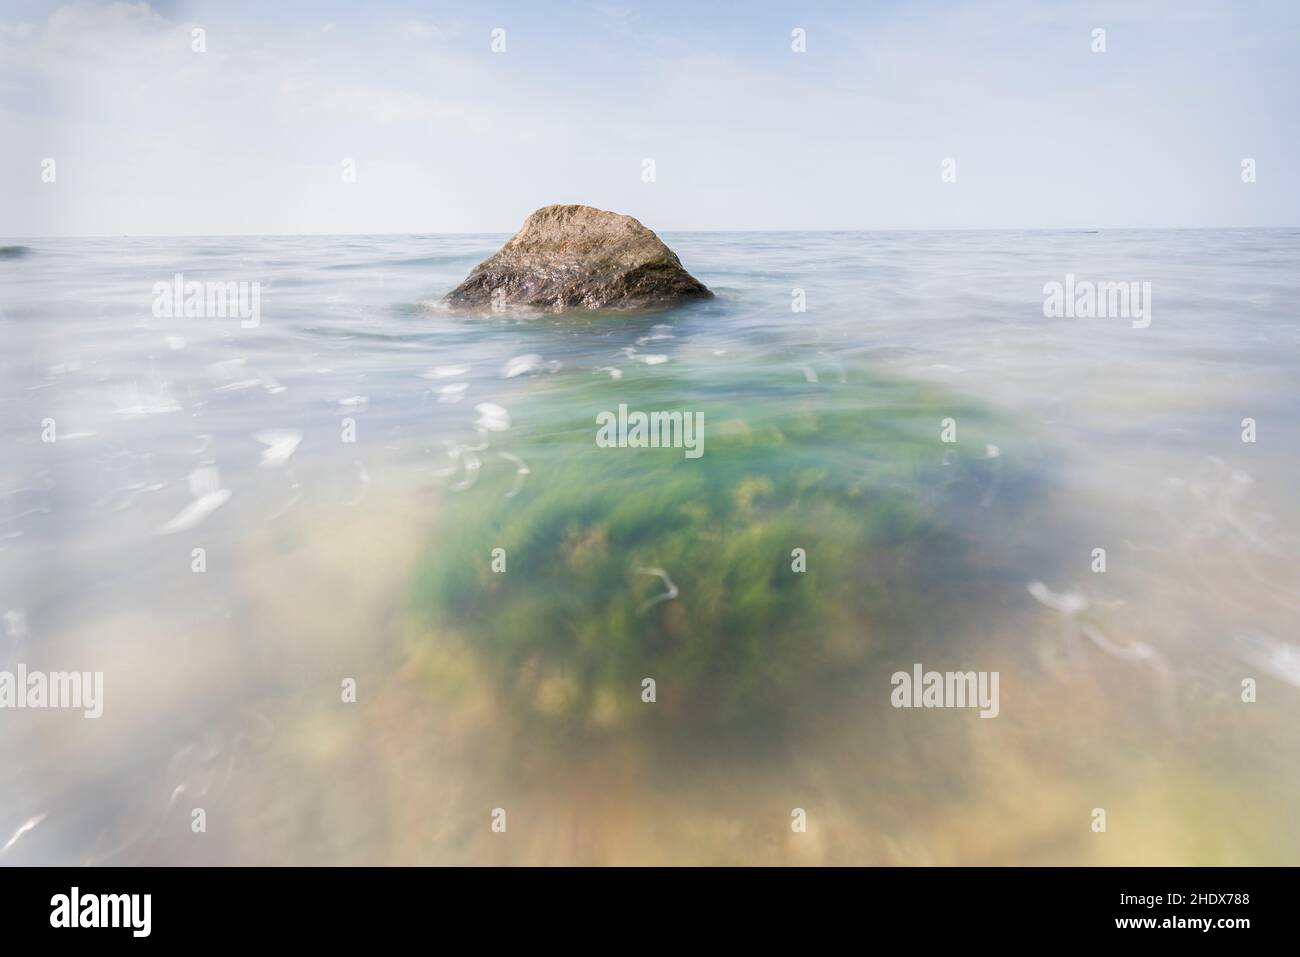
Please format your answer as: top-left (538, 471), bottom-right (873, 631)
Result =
top-left (2, 0), bottom-right (1297, 235)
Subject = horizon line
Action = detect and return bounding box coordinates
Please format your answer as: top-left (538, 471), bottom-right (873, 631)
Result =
top-left (5, 224), bottom-right (1298, 241)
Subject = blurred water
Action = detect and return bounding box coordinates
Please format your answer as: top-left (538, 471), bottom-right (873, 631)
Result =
top-left (1, 229), bottom-right (1298, 864)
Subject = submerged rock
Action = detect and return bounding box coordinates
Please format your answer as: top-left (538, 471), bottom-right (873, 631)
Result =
top-left (444, 204), bottom-right (712, 312)
top-left (409, 357), bottom-right (1038, 739)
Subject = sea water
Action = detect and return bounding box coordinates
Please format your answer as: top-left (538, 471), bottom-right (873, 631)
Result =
top-left (1, 229), bottom-right (1298, 864)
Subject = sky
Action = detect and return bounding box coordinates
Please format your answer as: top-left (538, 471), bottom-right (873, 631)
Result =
top-left (1, 0), bottom-right (1297, 236)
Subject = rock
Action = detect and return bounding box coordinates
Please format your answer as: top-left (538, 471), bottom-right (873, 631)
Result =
top-left (444, 204), bottom-right (712, 312)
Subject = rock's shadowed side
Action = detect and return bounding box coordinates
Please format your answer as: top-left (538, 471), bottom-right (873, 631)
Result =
top-left (444, 204), bottom-right (713, 312)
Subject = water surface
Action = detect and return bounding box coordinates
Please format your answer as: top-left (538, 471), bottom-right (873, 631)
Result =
top-left (2, 230), bottom-right (1298, 864)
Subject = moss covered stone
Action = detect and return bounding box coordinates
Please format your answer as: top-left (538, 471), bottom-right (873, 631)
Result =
top-left (410, 355), bottom-right (1024, 739)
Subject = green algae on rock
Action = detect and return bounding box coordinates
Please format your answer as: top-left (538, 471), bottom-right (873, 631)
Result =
top-left (409, 356), bottom-right (1027, 738)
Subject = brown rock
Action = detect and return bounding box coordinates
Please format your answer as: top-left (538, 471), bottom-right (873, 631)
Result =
top-left (444, 204), bottom-right (712, 312)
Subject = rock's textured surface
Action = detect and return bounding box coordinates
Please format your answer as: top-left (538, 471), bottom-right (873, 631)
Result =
top-left (444, 204), bottom-right (712, 312)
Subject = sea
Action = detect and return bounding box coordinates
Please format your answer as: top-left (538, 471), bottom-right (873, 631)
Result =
top-left (1, 229), bottom-right (1298, 864)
